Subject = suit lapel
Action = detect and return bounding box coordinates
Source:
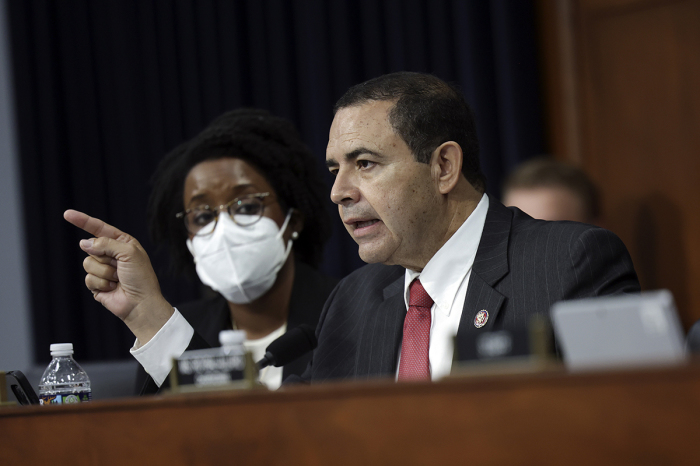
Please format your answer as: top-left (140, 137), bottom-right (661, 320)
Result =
top-left (354, 198), bottom-right (515, 375)
top-left (355, 274), bottom-right (405, 378)
top-left (459, 196), bottom-right (512, 337)
top-left (459, 272), bottom-right (506, 338)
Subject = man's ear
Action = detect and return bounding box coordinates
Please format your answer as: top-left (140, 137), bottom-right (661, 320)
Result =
top-left (432, 141), bottom-right (463, 194)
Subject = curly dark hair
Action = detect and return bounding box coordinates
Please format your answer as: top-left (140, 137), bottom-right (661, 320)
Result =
top-left (334, 71), bottom-right (485, 193)
top-left (148, 108), bottom-right (331, 275)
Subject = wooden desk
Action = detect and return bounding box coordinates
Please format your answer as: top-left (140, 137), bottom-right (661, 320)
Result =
top-left (2, 364), bottom-right (700, 465)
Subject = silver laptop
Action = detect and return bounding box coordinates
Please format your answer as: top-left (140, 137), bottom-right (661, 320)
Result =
top-left (550, 290), bottom-right (687, 371)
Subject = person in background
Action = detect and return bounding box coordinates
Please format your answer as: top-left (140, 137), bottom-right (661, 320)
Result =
top-left (129, 108), bottom-right (337, 392)
top-left (502, 157), bottom-right (601, 224)
top-left (503, 158), bottom-right (700, 353)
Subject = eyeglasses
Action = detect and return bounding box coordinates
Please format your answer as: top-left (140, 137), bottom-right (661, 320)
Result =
top-left (176, 192), bottom-right (271, 236)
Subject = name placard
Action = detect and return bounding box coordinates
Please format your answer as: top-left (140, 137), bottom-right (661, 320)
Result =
top-left (170, 347), bottom-right (258, 392)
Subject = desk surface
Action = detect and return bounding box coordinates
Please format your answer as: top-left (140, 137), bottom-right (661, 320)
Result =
top-left (2, 363), bottom-right (700, 465)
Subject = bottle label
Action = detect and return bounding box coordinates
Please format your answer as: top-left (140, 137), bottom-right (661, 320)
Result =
top-left (39, 391), bottom-right (92, 405)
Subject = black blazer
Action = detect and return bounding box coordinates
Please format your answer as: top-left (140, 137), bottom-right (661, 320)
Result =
top-left (296, 197), bottom-right (640, 383)
top-left (137, 260), bottom-right (338, 394)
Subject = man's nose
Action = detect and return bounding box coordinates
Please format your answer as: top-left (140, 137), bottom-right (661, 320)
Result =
top-left (330, 170), bottom-right (360, 206)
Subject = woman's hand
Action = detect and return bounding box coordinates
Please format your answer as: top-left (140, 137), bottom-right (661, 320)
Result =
top-left (64, 209), bottom-right (174, 344)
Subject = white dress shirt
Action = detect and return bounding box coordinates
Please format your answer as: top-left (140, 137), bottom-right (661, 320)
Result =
top-left (131, 309), bottom-right (194, 387)
top-left (400, 193), bottom-right (489, 380)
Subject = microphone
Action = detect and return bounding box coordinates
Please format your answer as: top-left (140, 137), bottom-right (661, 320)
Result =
top-left (257, 324), bottom-right (317, 369)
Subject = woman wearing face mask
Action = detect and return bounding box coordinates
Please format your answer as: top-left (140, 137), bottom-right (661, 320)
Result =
top-left (134, 108), bottom-right (337, 392)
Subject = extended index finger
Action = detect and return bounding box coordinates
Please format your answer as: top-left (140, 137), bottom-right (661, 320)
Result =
top-left (64, 209), bottom-right (127, 240)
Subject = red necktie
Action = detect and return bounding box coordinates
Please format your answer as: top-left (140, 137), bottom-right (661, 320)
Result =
top-left (398, 279), bottom-right (434, 381)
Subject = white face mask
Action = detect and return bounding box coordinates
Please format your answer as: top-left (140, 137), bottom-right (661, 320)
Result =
top-left (186, 211), bottom-right (294, 304)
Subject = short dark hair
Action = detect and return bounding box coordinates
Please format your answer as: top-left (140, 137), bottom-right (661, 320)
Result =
top-left (148, 108), bottom-right (331, 275)
top-left (503, 157), bottom-right (601, 221)
top-left (334, 72), bottom-right (485, 192)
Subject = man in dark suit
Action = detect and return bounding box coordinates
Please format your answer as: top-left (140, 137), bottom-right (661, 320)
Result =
top-left (302, 72), bottom-right (639, 382)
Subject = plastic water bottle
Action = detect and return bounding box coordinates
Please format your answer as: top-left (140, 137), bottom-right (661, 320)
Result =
top-left (219, 329), bottom-right (246, 355)
top-left (38, 343), bottom-right (92, 405)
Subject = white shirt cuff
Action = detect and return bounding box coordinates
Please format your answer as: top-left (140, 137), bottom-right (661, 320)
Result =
top-left (130, 308), bottom-right (194, 387)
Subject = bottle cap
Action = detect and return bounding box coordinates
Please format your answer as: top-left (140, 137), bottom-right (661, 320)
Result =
top-left (50, 343), bottom-right (74, 356)
top-left (219, 330), bottom-right (246, 346)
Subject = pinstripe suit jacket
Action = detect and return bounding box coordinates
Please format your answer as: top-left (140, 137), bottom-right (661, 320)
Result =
top-left (297, 196), bottom-right (640, 383)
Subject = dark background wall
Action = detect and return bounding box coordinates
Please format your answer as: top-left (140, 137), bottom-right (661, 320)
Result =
top-left (6, 0), bottom-right (545, 363)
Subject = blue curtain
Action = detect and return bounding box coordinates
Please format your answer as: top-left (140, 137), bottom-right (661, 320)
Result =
top-left (7, 0), bottom-right (544, 362)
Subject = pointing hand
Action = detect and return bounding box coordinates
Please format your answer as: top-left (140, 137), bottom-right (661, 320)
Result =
top-left (64, 209), bottom-right (174, 344)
